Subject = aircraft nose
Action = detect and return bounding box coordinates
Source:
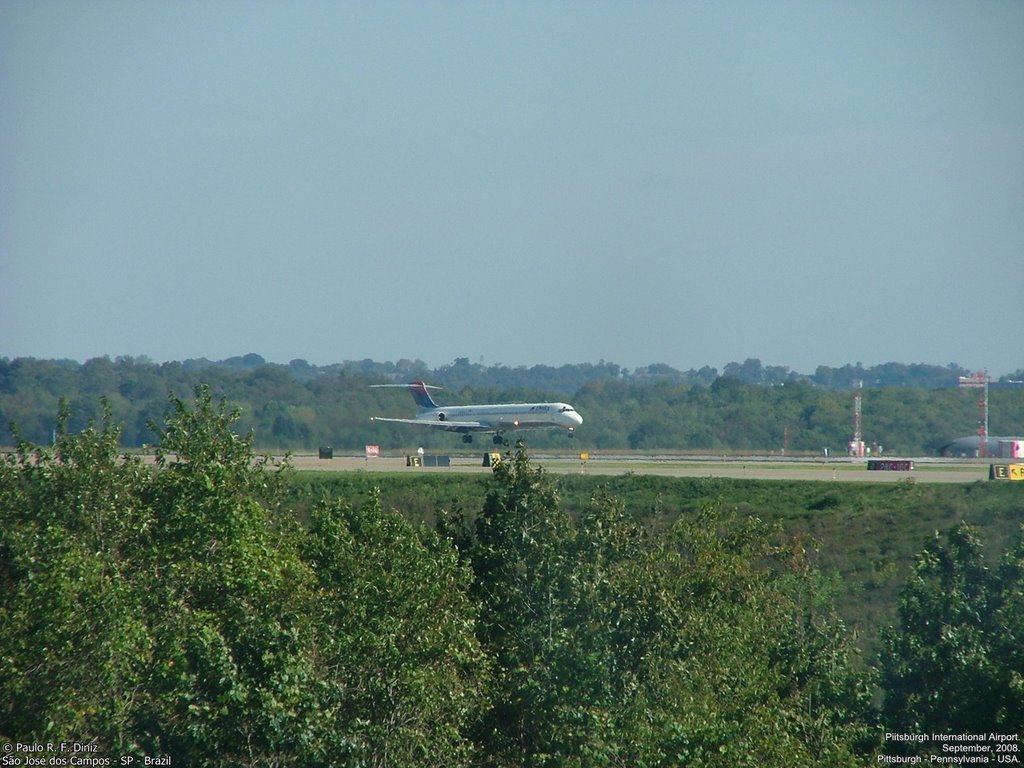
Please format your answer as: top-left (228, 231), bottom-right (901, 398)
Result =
top-left (571, 410), bottom-right (583, 426)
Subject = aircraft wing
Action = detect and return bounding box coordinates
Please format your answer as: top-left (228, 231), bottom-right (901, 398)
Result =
top-left (370, 417), bottom-right (490, 432)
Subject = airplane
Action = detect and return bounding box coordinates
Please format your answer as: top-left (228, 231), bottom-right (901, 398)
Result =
top-left (939, 435), bottom-right (1024, 458)
top-left (370, 380), bottom-right (583, 444)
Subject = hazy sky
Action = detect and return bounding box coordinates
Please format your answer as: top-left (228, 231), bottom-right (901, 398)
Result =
top-left (3, 1), bottom-right (1022, 375)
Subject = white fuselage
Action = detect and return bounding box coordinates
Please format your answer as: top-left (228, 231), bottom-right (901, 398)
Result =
top-left (416, 402), bottom-right (583, 432)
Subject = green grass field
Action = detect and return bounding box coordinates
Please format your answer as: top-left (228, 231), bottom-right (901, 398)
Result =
top-left (286, 468), bottom-right (1024, 660)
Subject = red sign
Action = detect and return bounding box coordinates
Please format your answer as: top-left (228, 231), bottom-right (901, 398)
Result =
top-left (365, 445), bottom-right (380, 458)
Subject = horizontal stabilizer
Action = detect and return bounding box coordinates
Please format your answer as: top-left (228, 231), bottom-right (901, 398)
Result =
top-left (370, 380), bottom-right (442, 411)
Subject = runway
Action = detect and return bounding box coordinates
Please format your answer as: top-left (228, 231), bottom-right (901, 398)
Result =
top-left (286, 453), bottom-right (993, 484)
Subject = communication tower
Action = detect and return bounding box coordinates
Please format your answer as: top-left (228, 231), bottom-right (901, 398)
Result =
top-left (958, 370), bottom-right (990, 458)
top-left (849, 383), bottom-right (865, 457)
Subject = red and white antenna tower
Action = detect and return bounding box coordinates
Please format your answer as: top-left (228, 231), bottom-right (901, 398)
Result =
top-left (958, 370), bottom-right (990, 458)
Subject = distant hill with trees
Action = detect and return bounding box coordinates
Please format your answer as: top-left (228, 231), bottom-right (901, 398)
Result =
top-left (2, 355), bottom-right (1022, 454)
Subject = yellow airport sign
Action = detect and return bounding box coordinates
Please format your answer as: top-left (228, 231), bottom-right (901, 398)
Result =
top-left (990, 463), bottom-right (1024, 481)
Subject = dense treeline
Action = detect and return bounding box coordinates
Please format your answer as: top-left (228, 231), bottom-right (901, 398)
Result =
top-left (2, 355), bottom-right (1023, 453)
top-left (3, 390), bottom-right (1022, 766)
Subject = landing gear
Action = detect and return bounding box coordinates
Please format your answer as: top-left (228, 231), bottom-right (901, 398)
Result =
top-left (462, 434), bottom-right (474, 444)
top-left (493, 433), bottom-right (509, 446)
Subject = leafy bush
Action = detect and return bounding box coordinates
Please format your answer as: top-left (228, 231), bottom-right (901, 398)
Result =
top-left (881, 522), bottom-right (1024, 742)
top-left (1, 388), bottom-right (485, 766)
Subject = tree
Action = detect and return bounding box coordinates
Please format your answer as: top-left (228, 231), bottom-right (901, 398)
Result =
top-left (464, 444), bottom-right (575, 765)
top-left (137, 386), bottom-right (322, 765)
top-left (0, 399), bottom-right (154, 751)
top-left (1, 388), bottom-right (486, 767)
top-left (449, 445), bottom-right (878, 767)
top-left (881, 522), bottom-right (1024, 741)
top-left (301, 492), bottom-right (487, 767)
top-left (615, 509), bottom-right (878, 766)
